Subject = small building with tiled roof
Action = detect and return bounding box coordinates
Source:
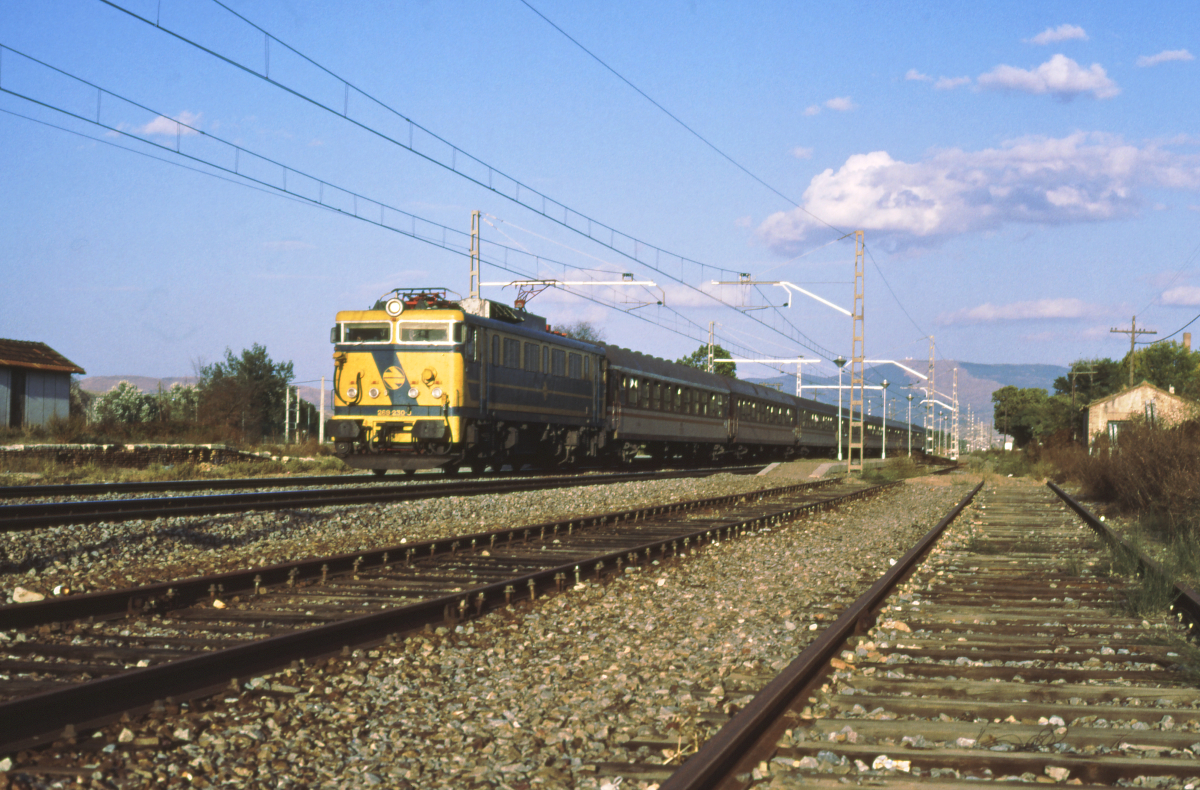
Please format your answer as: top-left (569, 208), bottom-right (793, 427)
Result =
top-left (1087, 380), bottom-right (1194, 449)
top-left (0, 339), bottom-right (86, 428)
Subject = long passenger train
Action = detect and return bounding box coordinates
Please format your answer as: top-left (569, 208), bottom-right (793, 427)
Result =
top-left (325, 289), bottom-right (926, 474)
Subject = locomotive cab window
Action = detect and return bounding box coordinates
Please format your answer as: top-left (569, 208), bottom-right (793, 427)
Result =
top-left (399, 322), bottom-right (450, 343)
top-left (342, 322), bottom-right (391, 343)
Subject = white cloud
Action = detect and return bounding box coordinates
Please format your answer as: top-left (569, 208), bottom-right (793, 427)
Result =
top-left (941, 298), bottom-right (1093, 324)
top-left (755, 132), bottom-right (1200, 252)
top-left (905, 69), bottom-right (932, 82)
top-left (1162, 285), bottom-right (1200, 305)
top-left (135, 110), bottom-right (202, 137)
top-left (824, 96), bottom-right (857, 112)
top-left (977, 54), bottom-right (1119, 99)
top-left (934, 76), bottom-right (971, 91)
top-left (1137, 49), bottom-right (1194, 67)
top-left (804, 105), bottom-right (821, 116)
top-left (1027, 24), bottom-right (1088, 45)
top-left (791, 146), bottom-right (814, 159)
top-left (733, 215), bottom-right (753, 229)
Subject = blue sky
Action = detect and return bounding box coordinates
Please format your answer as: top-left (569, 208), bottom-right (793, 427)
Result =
top-left (1, 0), bottom-right (1198, 394)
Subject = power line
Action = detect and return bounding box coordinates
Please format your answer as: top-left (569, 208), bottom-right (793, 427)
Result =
top-left (0, 43), bottom-right (764, 361)
top-left (93, 0), bottom-right (842, 359)
top-left (516, 0), bottom-right (843, 238)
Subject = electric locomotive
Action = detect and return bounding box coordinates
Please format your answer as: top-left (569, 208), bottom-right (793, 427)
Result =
top-left (325, 289), bottom-right (605, 475)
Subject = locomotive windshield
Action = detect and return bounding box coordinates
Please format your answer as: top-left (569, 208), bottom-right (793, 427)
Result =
top-left (340, 322), bottom-right (391, 343)
top-left (399, 321), bottom-right (462, 344)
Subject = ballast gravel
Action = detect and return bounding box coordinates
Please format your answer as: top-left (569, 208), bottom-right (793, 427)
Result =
top-left (0, 471), bottom-right (976, 789)
top-left (1, 467), bottom-right (828, 602)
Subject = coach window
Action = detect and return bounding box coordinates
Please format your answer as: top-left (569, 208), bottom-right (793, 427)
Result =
top-left (649, 382), bottom-right (660, 411)
top-left (503, 337), bottom-right (521, 368)
top-left (639, 379), bottom-right (650, 408)
top-left (524, 342), bottom-right (539, 372)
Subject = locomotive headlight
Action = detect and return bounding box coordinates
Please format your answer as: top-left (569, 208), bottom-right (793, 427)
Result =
top-left (431, 386), bottom-right (444, 399)
top-left (368, 387), bottom-right (380, 399)
top-left (385, 298), bottom-right (404, 316)
top-left (407, 387), bottom-right (420, 399)
top-left (346, 386), bottom-right (359, 399)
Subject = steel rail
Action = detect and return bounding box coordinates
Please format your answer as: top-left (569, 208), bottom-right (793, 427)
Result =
top-left (658, 479), bottom-right (983, 790)
top-left (1048, 481), bottom-right (1200, 635)
top-left (0, 477), bottom-right (842, 631)
top-left (0, 478), bottom-right (899, 754)
top-left (0, 466), bottom-right (764, 532)
top-left (0, 463), bottom-right (766, 501)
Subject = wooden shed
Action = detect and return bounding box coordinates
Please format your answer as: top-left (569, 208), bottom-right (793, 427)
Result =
top-left (1087, 380), bottom-right (1194, 448)
top-left (0, 339), bottom-right (86, 428)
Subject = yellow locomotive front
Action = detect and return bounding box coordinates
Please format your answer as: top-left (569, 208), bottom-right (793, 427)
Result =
top-left (326, 289), bottom-right (467, 475)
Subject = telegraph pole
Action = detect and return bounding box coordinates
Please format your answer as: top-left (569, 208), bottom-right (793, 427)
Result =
top-left (1110, 316), bottom-right (1156, 386)
top-left (469, 210), bottom-right (481, 299)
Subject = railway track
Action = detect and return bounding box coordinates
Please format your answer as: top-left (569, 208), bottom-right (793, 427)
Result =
top-left (0, 465), bottom-right (767, 532)
top-left (0, 462), bottom-right (770, 502)
top-left (624, 482), bottom-right (1200, 789)
top-left (0, 475), bottom-right (892, 755)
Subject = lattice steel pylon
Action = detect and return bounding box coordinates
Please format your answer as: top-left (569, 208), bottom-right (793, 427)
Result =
top-left (925, 336), bottom-right (935, 454)
top-left (848, 231), bottom-right (865, 473)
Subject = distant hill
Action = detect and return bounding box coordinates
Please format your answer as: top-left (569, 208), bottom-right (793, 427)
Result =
top-left (79, 376), bottom-right (332, 411)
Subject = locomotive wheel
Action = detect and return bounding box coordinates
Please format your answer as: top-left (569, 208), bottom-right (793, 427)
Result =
top-left (470, 463), bottom-right (487, 475)
top-left (403, 469), bottom-right (416, 476)
top-left (372, 468), bottom-right (387, 477)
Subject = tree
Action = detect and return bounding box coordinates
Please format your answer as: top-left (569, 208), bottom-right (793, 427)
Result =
top-left (558, 321), bottom-right (606, 344)
top-left (676, 344), bottom-right (737, 378)
top-left (991, 385), bottom-right (1051, 449)
top-left (91, 381), bottom-right (158, 424)
top-left (197, 344), bottom-right (294, 441)
top-left (1125, 341), bottom-right (1200, 397)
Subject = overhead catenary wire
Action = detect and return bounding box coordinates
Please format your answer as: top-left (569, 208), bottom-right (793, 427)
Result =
top-left (0, 44), bottom-right (768, 363)
top-left (92, 0), bottom-right (849, 360)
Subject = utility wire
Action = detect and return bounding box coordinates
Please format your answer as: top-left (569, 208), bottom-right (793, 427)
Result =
top-left (516, 0), bottom-right (843, 238)
top-left (93, 0), bottom-right (844, 360)
top-left (0, 43), bottom-right (761, 361)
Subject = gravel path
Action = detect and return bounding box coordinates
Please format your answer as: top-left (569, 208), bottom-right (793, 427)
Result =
top-left (2, 471), bottom-right (978, 789)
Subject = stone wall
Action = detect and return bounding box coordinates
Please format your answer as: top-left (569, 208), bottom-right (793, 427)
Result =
top-left (0, 444), bottom-right (273, 469)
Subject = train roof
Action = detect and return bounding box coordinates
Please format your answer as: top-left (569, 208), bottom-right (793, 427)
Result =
top-left (601, 345), bottom-right (734, 393)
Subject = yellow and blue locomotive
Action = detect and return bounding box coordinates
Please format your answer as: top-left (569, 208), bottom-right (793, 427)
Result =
top-left (326, 289), bottom-right (605, 475)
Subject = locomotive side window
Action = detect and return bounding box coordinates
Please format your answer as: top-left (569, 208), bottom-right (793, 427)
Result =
top-left (491, 334), bottom-right (500, 365)
top-left (503, 338), bottom-right (521, 368)
top-left (583, 356), bottom-right (590, 380)
top-left (464, 327), bottom-right (478, 361)
top-left (343, 322), bottom-right (391, 343)
top-left (523, 342), bottom-right (539, 372)
top-left (568, 353), bottom-right (582, 379)
top-left (551, 349), bottom-right (566, 377)
top-left (543, 346), bottom-right (550, 374)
